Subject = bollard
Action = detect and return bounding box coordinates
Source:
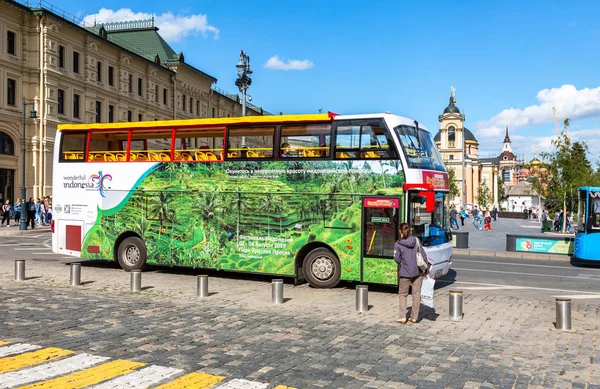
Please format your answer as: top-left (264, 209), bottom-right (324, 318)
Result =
top-left (556, 298), bottom-right (572, 331)
top-left (449, 290), bottom-right (463, 320)
top-left (15, 260), bottom-right (25, 282)
top-left (70, 263), bottom-right (81, 287)
top-left (130, 270), bottom-right (142, 292)
top-left (197, 275), bottom-right (209, 298)
top-left (355, 285), bottom-right (368, 312)
top-left (272, 279), bottom-right (284, 304)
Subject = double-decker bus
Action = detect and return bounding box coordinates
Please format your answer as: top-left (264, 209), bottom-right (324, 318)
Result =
top-left (574, 187), bottom-right (600, 261)
top-left (52, 113), bottom-right (452, 288)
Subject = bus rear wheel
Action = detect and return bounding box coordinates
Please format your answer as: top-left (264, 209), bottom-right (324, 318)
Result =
top-left (303, 247), bottom-right (341, 288)
top-left (117, 236), bottom-right (147, 271)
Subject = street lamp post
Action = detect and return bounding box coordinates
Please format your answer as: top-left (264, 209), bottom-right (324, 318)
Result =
top-left (20, 100), bottom-right (37, 230)
top-left (235, 50), bottom-right (252, 117)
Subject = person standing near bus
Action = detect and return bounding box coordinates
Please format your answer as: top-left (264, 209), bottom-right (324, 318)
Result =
top-left (1, 199), bottom-right (11, 227)
top-left (394, 223), bottom-right (430, 324)
top-left (483, 209), bottom-right (492, 231)
top-left (459, 207), bottom-right (467, 226)
top-left (13, 199), bottom-right (22, 224)
top-left (449, 205), bottom-right (459, 230)
top-left (26, 198), bottom-right (36, 229)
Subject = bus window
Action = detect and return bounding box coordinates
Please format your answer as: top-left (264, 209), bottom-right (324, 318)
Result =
top-left (174, 128), bottom-right (225, 161)
top-left (335, 122), bottom-right (397, 159)
top-left (578, 190), bottom-right (587, 232)
top-left (129, 130), bottom-right (173, 162)
top-left (227, 127), bottom-right (274, 159)
top-left (280, 124), bottom-right (331, 158)
top-left (59, 132), bottom-right (86, 162)
top-left (592, 198), bottom-right (600, 231)
top-left (88, 131), bottom-right (128, 162)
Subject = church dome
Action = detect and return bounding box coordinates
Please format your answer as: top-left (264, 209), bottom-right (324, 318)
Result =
top-left (530, 157), bottom-right (541, 165)
top-left (443, 96), bottom-right (461, 114)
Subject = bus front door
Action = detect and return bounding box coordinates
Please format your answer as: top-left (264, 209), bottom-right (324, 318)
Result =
top-left (361, 197), bottom-right (401, 285)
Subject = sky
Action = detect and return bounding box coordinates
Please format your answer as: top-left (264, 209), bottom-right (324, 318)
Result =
top-left (45, 0), bottom-right (600, 164)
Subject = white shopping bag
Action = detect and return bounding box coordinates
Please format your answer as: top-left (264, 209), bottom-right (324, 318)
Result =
top-left (420, 276), bottom-right (435, 309)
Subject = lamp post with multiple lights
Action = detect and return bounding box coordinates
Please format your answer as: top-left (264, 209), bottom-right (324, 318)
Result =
top-left (235, 50), bottom-right (252, 117)
top-left (20, 100), bottom-right (37, 230)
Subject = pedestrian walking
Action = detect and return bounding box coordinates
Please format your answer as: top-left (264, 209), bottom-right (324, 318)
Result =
top-left (394, 223), bottom-right (431, 324)
top-left (472, 206), bottom-right (483, 230)
top-left (483, 209), bottom-right (492, 231)
top-left (449, 204), bottom-right (459, 230)
top-left (13, 199), bottom-right (22, 224)
top-left (1, 199), bottom-right (11, 227)
top-left (26, 197), bottom-right (36, 229)
top-left (492, 206), bottom-right (498, 221)
top-left (540, 209), bottom-right (549, 233)
top-left (39, 199), bottom-right (47, 226)
top-left (459, 207), bottom-right (467, 226)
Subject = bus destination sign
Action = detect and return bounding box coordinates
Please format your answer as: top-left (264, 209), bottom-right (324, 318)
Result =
top-left (422, 171), bottom-right (449, 190)
top-left (363, 198), bottom-right (399, 208)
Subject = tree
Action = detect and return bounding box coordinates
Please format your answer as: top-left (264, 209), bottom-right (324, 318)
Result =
top-left (497, 176), bottom-right (507, 209)
top-left (447, 168), bottom-right (460, 202)
top-left (477, 180), bottom-right (492, 208)
top-left (541, 123), bottom-right (593, 232)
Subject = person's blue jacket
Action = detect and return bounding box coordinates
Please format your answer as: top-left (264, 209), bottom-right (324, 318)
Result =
top-left (14, 203), bottom-right (21, 212)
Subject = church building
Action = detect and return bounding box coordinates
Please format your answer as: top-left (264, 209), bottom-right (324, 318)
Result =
top-left (433, 92), bottom-right (499, 208)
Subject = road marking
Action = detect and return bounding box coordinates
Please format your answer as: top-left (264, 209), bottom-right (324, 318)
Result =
top-left (31, 252), bottom-right (57, 255)
top-left (155, 372), bottom-right (225, 389)
top-left (552, 295), bottom-right (600, 299)
top-left (0, 244), bottom-right (37, 247)
top-left (215, 379), bottom-right (269, 389)
top-left (273, 386), bottom-right (297, 389)
top-left (456, 258), bottom-right (600, 272)
top-left (19, 360), bottom-right (145, 389)
top-left (0, 344), bottom-right (42, 358)
top-left (89, 365), bottom-right (182, 389)
top-left (0, 353), bottom-right (109, 388)
top-left (451, 266), bottom-right (599, 281)
top-left (43, 239), bottom-right (52, 248)
top-left (459, 286), bottom-right (526, 291)
top-left (438, 279), bottom-right (600, 295)
top-left (13, 248), bottom-right (43, 251)
top-left (0, 348), bottom-right (73, 374)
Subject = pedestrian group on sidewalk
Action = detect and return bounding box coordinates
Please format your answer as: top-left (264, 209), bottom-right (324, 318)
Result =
top-left (0, 196), bottom-right (52, 228)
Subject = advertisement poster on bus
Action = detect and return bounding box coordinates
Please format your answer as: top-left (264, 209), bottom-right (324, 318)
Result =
top-left (516, 238), bottom-right (574, 255)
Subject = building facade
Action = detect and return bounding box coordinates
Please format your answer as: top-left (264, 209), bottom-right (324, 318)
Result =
top-left (434, 93), bottom-right (499, 209)
top-left (0, 0), bottom-right (268, 203)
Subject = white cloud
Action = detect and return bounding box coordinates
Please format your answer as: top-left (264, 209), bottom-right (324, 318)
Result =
top-left (82, 8), bottom-right (219, 42)
top-left (474, 85), bottom-right (600, 138)
top-left (265, 55), bottom-right (313, 71)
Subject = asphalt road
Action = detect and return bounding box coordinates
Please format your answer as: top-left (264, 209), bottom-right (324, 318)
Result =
top-left (2, 230), bottom-right (600, 302)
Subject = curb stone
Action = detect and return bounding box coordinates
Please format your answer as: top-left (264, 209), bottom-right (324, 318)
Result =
top-left (453, 248), bottom-right (570, 262)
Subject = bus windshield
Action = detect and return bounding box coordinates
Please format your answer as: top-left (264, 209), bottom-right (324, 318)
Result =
top-left (394, 125), bottom-right (445, 171)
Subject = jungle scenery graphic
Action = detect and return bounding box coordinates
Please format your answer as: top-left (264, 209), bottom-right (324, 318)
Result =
top-left (81, 159), bottom-right (406, 283)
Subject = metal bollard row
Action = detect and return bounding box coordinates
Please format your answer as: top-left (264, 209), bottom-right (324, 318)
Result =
top-left (556, 298), bottom-right (572, 331)
top-left (70, 263), bottom-right (81, 287)
top-left (130, 269), bottom-right (142, 292)
top-left (197, 275), bottom-right (209, 297)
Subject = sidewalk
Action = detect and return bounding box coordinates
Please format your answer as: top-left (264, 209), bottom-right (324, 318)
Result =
top-left (0, 224), bottom-right (51, 237)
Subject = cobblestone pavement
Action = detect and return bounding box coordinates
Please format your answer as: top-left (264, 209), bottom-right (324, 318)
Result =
top-left (1, 260), bottom-right (600, 388)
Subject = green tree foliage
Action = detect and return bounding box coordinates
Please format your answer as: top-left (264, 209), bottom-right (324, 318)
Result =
top-left (542, 128), bottom-right (594, 231)
top-left (447, 168), bottom-right (460, 200)
top-left (477, 180), bottom-right (492, 208)
top-left (497, 176), bottom-right (507, 209)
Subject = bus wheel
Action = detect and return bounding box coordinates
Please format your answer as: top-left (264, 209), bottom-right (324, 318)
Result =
top-left (303, 248), bottom-right (341, 288)
top-left (117, 236), bottom-right (147, 271)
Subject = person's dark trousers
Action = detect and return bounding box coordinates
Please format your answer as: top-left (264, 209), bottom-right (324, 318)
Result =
top-left (460, 216), bottom-right (464, 226)
top-left (26, 210), bottom-right (35, 229)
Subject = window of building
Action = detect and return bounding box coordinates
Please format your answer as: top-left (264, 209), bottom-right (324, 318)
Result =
top-left (57, 89), bottom-right (64, 115)
top-left (196, 101), bottom-right (200, 116)
top-left (95, 101), bottom-right (101, 123)
top-left (127, 110), bottom-right (132, 122)
top-left (182, 94), bottom-right (186, 111)
top-left (212, 107), bottom-right (215, 118)
top-left (7, 78), bottom-right (16, 106)
top-left (280, 124), bottom-right (331, 158)
top-left (138, 113), bottom-right (143, 121)
top-left (96, 61), bottom-right (102, 82)
top-left (7, 31), bottom-right (16, 55)
top-left (448, 126), bottom-right (456, 143)
top-left (155, 85), bottom-right (159, 103)
top-left (137, 78), bottom-right (143, 96)
top-left (58, 45), bottom-right (65, 68)
top-left (73, 51), bottom-right (80, 74)
top-left (108, 105), bottom-right (114, 123)
top-left (73, 94), bottom-right (80, 118)
top-left (189, 97), bottom-right (193, 113)
top-left (449, 155), bottom-right (454, 160)
top-left (0, 132), bottom-right (15, 155)
top-left (108, 66), bottom-right (114, 86)
top-left (227, 127), bottom-right (275, 159)
top-left (128, 74), bottom-right (132, 93)
top-left (163, 88), bottom-right (167, 105)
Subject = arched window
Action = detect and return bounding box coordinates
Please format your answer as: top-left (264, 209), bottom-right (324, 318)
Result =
top-left (0, 132), bottom-right (14, 155)
top-left (503, 169), bottom-right (510, 182)
top-left (448, 126), bottom-right (455, 142)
